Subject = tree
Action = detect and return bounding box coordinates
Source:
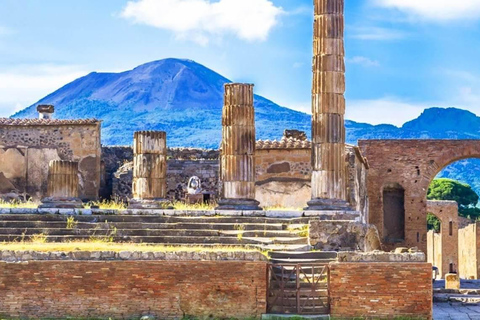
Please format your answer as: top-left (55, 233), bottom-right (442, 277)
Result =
top-left (428, 178), bottom-right (480, 219)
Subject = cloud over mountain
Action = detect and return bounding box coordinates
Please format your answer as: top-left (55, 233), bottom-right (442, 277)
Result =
top-left (121, 0), bottom-right (284, 45)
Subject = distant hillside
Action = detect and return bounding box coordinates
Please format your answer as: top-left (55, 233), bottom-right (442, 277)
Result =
top-left (13, 58), bottom-right (310, 148)
top-left (12, 58), bottom-right (480, 197)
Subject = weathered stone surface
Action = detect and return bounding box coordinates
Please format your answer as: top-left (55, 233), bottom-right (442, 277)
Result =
top-left (337, 250), bottom-right (426, 262)
top-left (445, 273), bottom-right (460, 290)
top-left (359, 139), bottom-right (480, 253)
top-left (217, 84), bottom-right (260, 210)
top-left (0, 121), bottom-right (101, 200)
top-left (308, 0), bottom-right (348, 211)
top-left (309, 220), bottom-right (381, 251)
top-left (130, 131), bottom-right (167, 208)
top-left (427, 200), bottom-right (458, 279)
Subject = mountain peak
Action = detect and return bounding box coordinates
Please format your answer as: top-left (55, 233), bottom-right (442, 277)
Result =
top-left (402, 107), bottom-right (480, 132)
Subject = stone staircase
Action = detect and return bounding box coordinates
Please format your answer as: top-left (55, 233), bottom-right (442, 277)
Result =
top-left (0, 214), bottom-right (311, 251)
top-left (434, 288), bottom-right (480, 305)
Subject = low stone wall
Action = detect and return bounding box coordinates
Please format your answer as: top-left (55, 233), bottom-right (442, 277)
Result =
top-left (0, 260), bottom-right (267, 319)
top-left (330, 262), bottom-right (432, 319)
top-left (337, 250), bottom-right (426, 262)
top-left (309, 220), bottom-right (382, 251)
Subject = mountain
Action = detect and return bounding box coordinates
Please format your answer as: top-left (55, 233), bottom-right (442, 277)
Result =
top-left (11, 58), bottom-right (480, 197)
top-left (12, 58), bottom-right (311, 148)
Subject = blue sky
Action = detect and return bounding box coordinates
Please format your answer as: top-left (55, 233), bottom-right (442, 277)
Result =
top-left (1, 0), bottom-right (480, 125)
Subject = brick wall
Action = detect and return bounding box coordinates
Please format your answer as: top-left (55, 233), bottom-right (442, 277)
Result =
top-left (329, 262), bottom-right (432, 319)
top-left (359, 139), bottom-right (480, 253)
top-left (0, 260), bottom-right (267, 319)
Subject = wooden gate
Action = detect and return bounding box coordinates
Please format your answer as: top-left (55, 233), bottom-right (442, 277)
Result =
top-left (267, 263), bottom-right (329, 315)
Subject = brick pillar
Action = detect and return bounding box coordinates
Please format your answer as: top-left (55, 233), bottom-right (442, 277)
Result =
top-left (306, 0), bottom-right (351, 211)
top-left (128, 131), bottom-right (170, 209)
top-left (40, 160), bottom-right (83, 208)
top-left (216, 83), bottom-right (261, 211)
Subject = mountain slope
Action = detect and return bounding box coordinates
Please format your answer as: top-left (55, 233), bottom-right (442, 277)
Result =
top-left (13, 58), bottom-right (311, 147)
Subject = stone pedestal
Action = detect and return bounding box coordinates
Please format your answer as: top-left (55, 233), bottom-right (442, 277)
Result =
top-left (306, 0), bottom-right (350, 211)
top-left (445, 273), bottom-right (460, 290)
top-left (40, 160), bottom-right (83, 208)
top-left (128, 131), bottom-right (171, 209)
top-left (216, 83), bottom-right (261, 211)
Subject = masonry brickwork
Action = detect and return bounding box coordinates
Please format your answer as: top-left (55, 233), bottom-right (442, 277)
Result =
top-left (426, 200), bottom-right (458, 278)
top-left (329, 262), bottom-right (432, 319)
top-left (0, 260), bottom-right (267, 319)
top-left (0, 119), bottom-right (101, 200)
top-left (359, 139), bottom-right (480, 252)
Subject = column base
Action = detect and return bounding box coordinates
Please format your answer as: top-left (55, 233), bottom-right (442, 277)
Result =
top-left (304, 198), bottom-right (353, 211)
top-left (39, 197), bottom-right (84, 209)
top-left (215, 199), bottom-right (262, 211)
top-left (128, 198), bottom-right (173, 209)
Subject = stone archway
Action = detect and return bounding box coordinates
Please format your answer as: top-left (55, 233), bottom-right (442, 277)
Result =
top-left (359, 139), bottom-right (480, 252)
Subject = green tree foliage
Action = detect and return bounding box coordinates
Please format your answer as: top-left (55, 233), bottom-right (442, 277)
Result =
top-left (427, 178), bottom-right (480, 220)
top-left (427, 213), bottom-right (441, 232)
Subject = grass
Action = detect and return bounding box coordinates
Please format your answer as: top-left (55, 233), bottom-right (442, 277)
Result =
top-left (171, 201), bottom-right (217, 210)
top-left (0, 239), bottom-right (264, 254)
top-left (0, 199), bottom-right (38, 208)
top-left (86, 199), bottom-right (127, 210)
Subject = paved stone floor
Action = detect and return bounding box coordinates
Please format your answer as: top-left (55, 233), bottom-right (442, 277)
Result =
top-left (434, 303), bottom-right (480, 319)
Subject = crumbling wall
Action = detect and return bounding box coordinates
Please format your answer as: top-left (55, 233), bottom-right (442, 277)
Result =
top-left (359, 139), bottom-right (480, 253)
top-left (0, 121), bottom-right (101, 200)
top-left (459, 222), bottom-right (480, 279)
top-left (426, 200), bottom-right (458, 278)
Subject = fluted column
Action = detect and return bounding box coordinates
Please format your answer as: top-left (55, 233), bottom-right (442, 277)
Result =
top-left (40, 160), bottom-right (83, 208)
top-left (216, 83), bottom-right (261, 211)
top-left (129, 131), bottom-right (170, 209)
top-left (306, 0), bottom-right (350, 210)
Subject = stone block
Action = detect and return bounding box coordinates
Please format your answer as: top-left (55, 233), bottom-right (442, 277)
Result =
top-left (445, 273), bottom-right (460, 290)
top-left (265, 210), bottom-right (303, 218)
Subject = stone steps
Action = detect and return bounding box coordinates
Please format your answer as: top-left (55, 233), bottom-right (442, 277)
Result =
top-left (0, 214), bottom-right (311, 224)
top-left (434, 293), bottom-right (480, 304)
top-left (0, 214), bottom-right (310, 250)
top-left (0, 227), bottom-right (303, 238)
top-left (0, 221), bottom-right (287, 231)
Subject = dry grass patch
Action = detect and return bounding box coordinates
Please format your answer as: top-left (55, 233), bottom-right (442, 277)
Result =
top-left (0, 240), bottom-right (263, 254)
top-left (0, 199), bottom-right (38, 208)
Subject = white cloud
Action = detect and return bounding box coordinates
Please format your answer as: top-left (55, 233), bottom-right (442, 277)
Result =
top-left (0, 64), bottom-right (88, 117)
top-left (349, 26), bottom-right (406, 41)
top-left (346, 56), bottom-right (380, 67)
top-left (120, 0), bottom-right (284, 45)
top-left (373, 0), bottom-right (480, 21)
top-left (346, 98), bottom-right (428, 126)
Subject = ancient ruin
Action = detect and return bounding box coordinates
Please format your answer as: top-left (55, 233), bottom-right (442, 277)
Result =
top-left (0, 0), bottom-right (466, 318)
top-left (216, 83), bottom-right (261, 210)
top-left (307, 0), bottom-right (349, 211)
top-left (128, 131), bottom-right (169, 209)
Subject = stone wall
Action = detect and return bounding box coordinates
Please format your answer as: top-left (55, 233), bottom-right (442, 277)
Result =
top-left (359, 139), bottom-right (480, 253)
top-left (426, 200), bottom-right (458, 278)
top-left (459, 222), bottom-right (480, 279)
top-left (0, 119), bottom-right (101, 200)
top-left (0, 260), bottom-right (267, 319)
top-left (105, 141), bottom-right (368, 213)
top-left (309, 220), bottom-right (382, 252)
top-left (329, 262), bottom-right (432, 319)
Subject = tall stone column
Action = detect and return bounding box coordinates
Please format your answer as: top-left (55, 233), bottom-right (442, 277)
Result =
top-left (216, 83), bottom-right (261, 211)
top-left (40, 160), bottom-right (83, 208)
top-left (128, 131), bottom-right (170, 209)
top-left (306, 0), bottom-right (350, 210)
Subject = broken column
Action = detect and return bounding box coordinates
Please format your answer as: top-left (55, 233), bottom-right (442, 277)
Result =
top-left (37, 104), bottom-right (54, 119)
top-left (216, 83), bottom-right (261, 211)
top-left (128, 131), bottom-right (170, 209)
top-left (306, 0), bottom-right (350, 210)
top-left (40, 160), bottom-right (83, 208)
